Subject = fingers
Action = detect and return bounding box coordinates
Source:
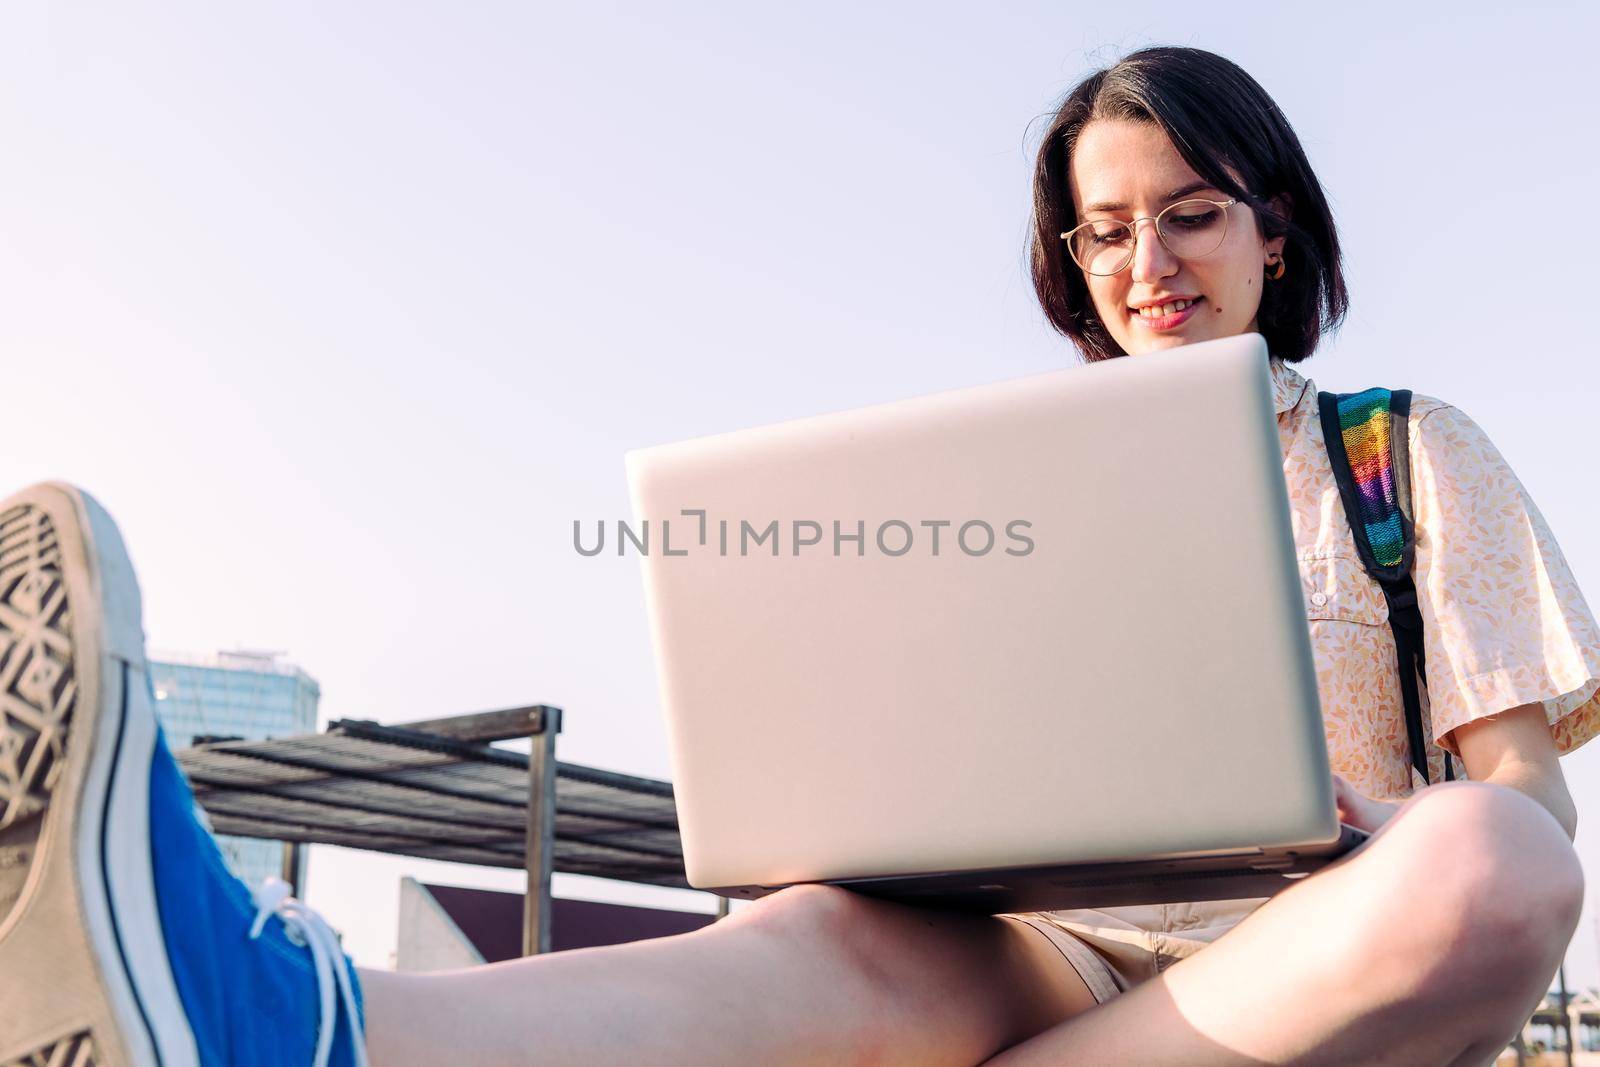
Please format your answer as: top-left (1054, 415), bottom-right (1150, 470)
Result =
top-left (1331, 774), bottom-right (1354, 808)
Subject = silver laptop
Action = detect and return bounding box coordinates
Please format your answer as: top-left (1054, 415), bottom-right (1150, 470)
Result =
top-left (625, 332), bottom-right (1367, 913)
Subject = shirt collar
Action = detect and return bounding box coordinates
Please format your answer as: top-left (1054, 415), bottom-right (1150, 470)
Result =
top-left (1270, 356), bottom-right (1314, 416)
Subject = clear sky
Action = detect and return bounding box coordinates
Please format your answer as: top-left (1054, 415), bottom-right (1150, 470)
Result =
top-left (5, 1), bottom-right (1599, 985)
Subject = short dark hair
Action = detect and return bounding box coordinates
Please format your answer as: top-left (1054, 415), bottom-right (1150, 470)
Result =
top-left (1028, 46), bottom-right (1349, 364)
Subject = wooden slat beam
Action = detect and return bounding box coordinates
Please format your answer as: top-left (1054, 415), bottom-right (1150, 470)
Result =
top-left (389, 705), bottom-right (559, 743)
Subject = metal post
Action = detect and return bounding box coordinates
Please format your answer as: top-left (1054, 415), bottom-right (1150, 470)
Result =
top-left (1559, 963), bottom-right (1575, 1067)
top-left (280, 841), bottom-right (303, 898)
top-left (716, 896), bottom-right (730, 920)
top-left (523, 705), bottom-right (562, 956)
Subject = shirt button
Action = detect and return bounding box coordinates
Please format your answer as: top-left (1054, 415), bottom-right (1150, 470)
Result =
top-left (1311, 592), bottom-right (1329, 607)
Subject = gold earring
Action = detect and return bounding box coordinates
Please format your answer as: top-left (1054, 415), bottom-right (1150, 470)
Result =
top-left (1267, 254), bottom-right (1286, 280)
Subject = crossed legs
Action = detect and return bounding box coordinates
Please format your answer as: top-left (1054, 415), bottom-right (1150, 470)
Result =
top-left (361, 780), bottom-right (1582, 1067)
top-left (984, 779), bottom-right (1581, 1066)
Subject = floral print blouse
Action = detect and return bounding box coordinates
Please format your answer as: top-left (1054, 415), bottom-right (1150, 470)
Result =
top-left (1272, 356), bottom-right (1600, 796)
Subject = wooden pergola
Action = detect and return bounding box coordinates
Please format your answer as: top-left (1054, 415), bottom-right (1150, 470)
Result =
top-left (175, 706), bottom-right (722, 956)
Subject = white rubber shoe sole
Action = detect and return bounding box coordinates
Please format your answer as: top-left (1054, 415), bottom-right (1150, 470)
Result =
top-left (0, 484), bottom-right (199, 1067)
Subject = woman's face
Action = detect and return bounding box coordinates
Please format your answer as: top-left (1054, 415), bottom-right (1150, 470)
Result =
top-left (1067, 119), bottom-right (1286, 356)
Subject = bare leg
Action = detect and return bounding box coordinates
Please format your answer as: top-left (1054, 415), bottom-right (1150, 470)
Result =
top-left (984, 780), bottom-right (1582, 1067)
top-left (362, 882), bottom-right (1099, 1067)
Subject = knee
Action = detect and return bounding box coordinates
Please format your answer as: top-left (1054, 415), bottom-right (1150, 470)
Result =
top-left (1406, 782), bottom-right (1584, 932)
top-left (722, 885), bottom-right (902, 1059)
top-left (728, 883), bottom-right (880, 950)
top-left (1381, 782), bottom-right (1583, 997)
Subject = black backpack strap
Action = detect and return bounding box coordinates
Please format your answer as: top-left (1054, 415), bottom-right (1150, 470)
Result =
top-left (1316, 388), bottom-right (1454, 787)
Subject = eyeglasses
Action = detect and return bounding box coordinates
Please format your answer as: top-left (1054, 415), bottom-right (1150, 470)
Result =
top-left (1060, 198), bottom-right (1239, 277)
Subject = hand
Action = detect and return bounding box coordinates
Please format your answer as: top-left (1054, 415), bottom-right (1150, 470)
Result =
top-left (1332, 774), bottom-right (1404, 835)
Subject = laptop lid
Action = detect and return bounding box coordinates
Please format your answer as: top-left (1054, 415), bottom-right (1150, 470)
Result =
top-left (626, 333), bottom-right (1336, 890)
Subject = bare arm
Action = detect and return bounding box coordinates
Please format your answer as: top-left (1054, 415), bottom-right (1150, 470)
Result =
top-left (1334, 701), bottom-right (1577, 840)
top-left (1447, 701), bottom-right (1577, 841)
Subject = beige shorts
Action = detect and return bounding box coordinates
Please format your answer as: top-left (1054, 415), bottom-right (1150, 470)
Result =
top-left (1000, 896), bottom-right (1271, 1005)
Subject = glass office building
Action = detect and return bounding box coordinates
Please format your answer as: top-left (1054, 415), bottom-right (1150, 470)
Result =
top-left (149, 650), bottom-right (320, 889)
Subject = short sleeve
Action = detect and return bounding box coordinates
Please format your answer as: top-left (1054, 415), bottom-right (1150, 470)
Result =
top-left (1409, 400), bottom-right (1600, 759)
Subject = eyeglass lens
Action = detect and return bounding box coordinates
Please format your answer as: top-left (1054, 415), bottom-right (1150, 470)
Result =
top-left (1069, 199), bottom-right (1230, 276)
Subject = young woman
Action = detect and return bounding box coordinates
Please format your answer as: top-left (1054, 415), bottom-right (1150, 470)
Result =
top-left (1, 45), bottom-right (1595, 1067)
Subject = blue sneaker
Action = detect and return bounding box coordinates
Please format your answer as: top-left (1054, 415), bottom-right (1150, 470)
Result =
top-left (0, 483), bottom-right (367, 1067)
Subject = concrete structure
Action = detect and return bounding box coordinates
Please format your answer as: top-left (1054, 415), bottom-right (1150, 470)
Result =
top-left (395, 878), bottom-right (719, 972)
top-left (149, 649), bottom-right (320, 889)
top-left (396, 877), bottom-right (486, 972)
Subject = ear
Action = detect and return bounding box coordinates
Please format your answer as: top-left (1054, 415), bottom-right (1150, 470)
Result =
top-left (1263, 192), bottom-right (1293, 259)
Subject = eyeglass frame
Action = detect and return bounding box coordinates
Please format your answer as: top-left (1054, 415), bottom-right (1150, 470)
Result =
top-left (1059, 197), bottom-right (1241, 277)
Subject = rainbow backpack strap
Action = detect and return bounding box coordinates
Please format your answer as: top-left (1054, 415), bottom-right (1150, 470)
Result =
top-left (1318, 388), bottom-right (1415, 581)
top-left (1316, 388), bottom-right (1453, 786)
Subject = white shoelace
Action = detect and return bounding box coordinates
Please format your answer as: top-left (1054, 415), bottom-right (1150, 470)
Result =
top-left (250, 878), bottom-right (370, 1067)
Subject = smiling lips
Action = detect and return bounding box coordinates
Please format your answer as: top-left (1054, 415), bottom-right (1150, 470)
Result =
top-left (1131, 295), bottom-right (1204, 330)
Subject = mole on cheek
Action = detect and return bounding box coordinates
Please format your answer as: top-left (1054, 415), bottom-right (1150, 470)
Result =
top-left (1215, 306), bottom-right (1223, 313)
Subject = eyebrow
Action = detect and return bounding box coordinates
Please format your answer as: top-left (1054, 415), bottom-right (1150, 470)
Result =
top-left (1081, 180), bottom-right (1221, 216)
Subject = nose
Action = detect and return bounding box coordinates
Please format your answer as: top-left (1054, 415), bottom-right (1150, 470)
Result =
top-left (1129, 217), bottom-right (1179, 284)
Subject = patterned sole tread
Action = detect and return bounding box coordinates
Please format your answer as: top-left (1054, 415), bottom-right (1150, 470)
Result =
top-left (0, 503), bottom-right (77, 831)
top-left (3, 1029), bottom-right (98, 1067)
